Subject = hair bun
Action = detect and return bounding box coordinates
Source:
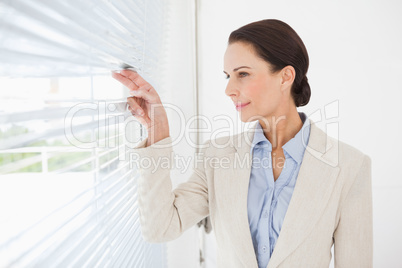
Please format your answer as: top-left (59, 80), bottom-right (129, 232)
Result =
top-left (294, 75), bottom-right (311, 107)
top-left (299, 76), bottom-right (308, 89)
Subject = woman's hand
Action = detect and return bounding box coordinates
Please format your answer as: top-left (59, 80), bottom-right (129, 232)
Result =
top-left (112, 69), bottom-right (170, 146)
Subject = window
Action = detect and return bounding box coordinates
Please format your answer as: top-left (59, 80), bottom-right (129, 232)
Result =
top-left (0, 0), bottom-right (168, 266)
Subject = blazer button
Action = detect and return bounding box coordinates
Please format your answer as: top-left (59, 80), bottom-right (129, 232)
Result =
top-left (262, 246), bottom-right (267, 253)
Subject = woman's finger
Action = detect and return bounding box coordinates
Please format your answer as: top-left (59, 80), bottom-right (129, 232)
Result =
top-left (129, 85), bottom-right (155, 103)
top-left (128, 105), bottom-right (151, 128)
top-left (127, 97), bottom-right (145, 116)
top-left (120, 69), bottom-right (150, 87)
top-left (112, 72), bottom-right (156, 103)
top-left (112, 72), bottom-right (139, 91)
top-left (130, 111), bottom-right (149, 128)
top-left (127, 100), bottom-right (151, 127)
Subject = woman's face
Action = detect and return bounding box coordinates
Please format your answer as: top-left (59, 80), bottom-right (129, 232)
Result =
top-left (223, 42), bottom-right (287, 123)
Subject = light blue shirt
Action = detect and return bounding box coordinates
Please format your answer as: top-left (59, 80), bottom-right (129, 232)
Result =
top-left (247, 112), bottom-right (311, 268)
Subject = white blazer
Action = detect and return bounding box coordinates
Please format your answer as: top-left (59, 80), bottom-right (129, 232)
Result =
top-left (131, 118), bottom-right (373, 268)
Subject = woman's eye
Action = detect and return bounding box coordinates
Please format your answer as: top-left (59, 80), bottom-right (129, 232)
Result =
top-left (225, 75), bottom-right (230, 79)
top-left (239, 72), bottom-right (249, 77)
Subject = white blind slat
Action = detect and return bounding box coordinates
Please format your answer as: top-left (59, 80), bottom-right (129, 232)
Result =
top-left (0, 0), bottom-right (168, 266)
top-left (2, 171), bottom-right (137, 265)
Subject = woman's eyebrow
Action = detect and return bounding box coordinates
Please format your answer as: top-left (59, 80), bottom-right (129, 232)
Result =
top-left (233, 66), bottom-right (251, 72)
top-left (223, 66), bottom-right (251, 74)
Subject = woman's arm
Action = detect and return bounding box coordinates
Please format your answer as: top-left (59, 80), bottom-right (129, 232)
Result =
top-left (333, 155), bottom-right (373, 267)
top-left (130, 136), bottom-right (210, 243)
top-left (112, 70), bottom-right (209, 242)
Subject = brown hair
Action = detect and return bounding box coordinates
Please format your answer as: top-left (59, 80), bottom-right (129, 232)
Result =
top-left (228, 19), bottom-right (311, 107)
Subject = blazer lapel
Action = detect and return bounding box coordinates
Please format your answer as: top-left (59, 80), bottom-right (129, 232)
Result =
top-left (266, 119), bottom-right (340, 268)
top-left (229, 118), bottom-right (340, 268)
top-left (222, 121), bottom-right (271, 267)
top-left (213, 126), bottom-right (258, 267)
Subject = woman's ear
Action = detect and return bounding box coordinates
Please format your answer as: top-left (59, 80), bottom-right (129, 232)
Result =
top-left (280, 65), bottom-right (296, 90)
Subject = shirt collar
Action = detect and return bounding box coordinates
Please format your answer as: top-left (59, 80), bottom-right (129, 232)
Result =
top-left (249, 112), bottom-right (311, 165)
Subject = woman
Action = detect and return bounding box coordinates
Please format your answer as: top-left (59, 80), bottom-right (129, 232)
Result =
top-left (112, 19), bottom-right (372, 268)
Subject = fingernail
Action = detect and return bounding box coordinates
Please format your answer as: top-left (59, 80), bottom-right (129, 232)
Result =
top-left (137, 109), bottom-right (144, 116)
top-left (125, 67), bottom-right (137, 72)
top-left (111, 70), bottom-right (120, 74)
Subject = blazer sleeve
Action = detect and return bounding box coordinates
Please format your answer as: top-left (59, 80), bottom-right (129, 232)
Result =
top-left (333, 154), bottom-right (373, 268)
top-left (130, 136), bottom-right (209, 243)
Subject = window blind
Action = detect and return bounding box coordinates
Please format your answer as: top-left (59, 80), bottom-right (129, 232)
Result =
top-left (0, 0), bottom-right (168, 267)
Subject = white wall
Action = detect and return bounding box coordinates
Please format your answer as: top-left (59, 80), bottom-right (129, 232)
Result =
top-left (161, 0), bottom-right (201, 267)
top-left (196, 0), bottom-right (402, 267)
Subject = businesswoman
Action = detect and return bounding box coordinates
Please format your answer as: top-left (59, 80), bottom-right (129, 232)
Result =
top-left (112, 19), bottom-right (373, 268)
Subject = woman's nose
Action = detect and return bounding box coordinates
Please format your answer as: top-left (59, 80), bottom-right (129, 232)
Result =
top-left (225, 80), bottom-right (238, 98)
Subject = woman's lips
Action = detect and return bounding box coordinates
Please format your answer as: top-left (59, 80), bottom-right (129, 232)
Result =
top-left (235, 102), bottom-right (250, 111)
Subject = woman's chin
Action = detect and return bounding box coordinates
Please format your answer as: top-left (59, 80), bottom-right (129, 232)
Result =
top-left (239, 112), bottom-right (267, 124)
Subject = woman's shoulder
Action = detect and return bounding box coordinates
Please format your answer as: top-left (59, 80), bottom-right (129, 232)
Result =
top-left (200, 131), bottom-right (246, 156)
top-left (309, 120), bottom-right (371, 169)
top-left (329, 135), bottom-right (371, 167)
top-left (324, 134), bottom-right (372, 188)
